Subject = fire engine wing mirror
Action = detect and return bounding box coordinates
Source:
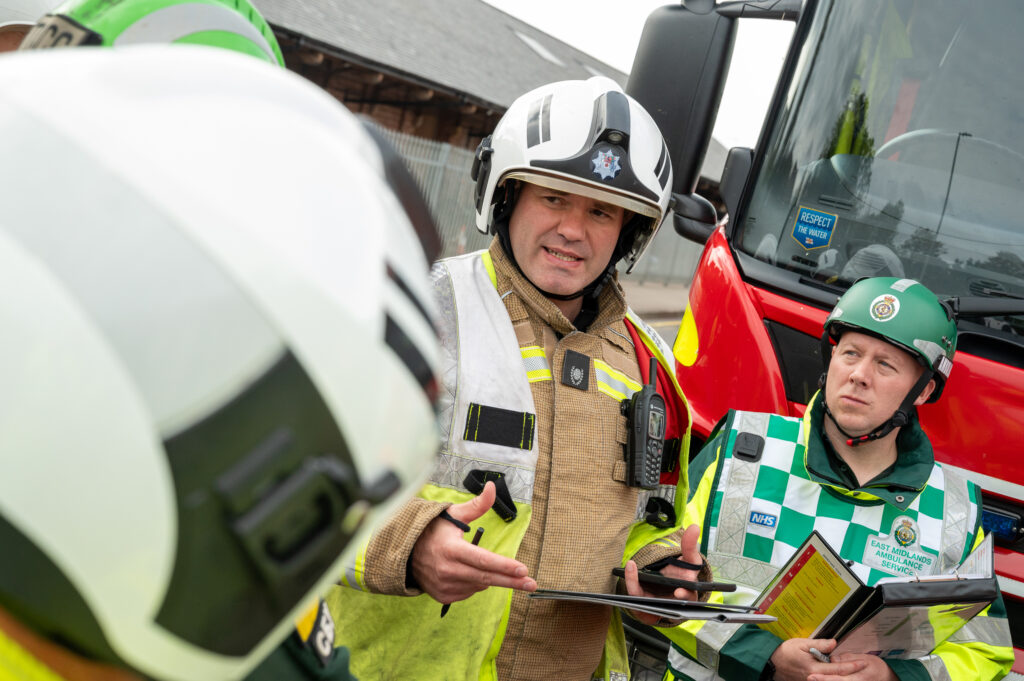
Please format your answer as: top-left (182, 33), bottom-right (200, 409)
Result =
top-left (627, 4), bottom-right (736, 198)
top-left (715, 0), bottom-right (801, 21)
top-left (628, 1), bottom-right (800, 244)
top-left (673, 192), bottom-right (718, 244)
top-left (628, 0), bottom-right (799, 198)
top-left (719, 146), bottom-right (754, 231)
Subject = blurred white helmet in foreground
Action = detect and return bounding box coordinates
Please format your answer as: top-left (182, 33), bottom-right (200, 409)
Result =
top-left (0, 45), bottom-right (440, 680)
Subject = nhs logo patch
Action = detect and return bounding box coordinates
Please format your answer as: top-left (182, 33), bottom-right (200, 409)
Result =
top-left (749, 511), bottom-right (778, 528)
top-left (791, 206), bottom-right (837, 250)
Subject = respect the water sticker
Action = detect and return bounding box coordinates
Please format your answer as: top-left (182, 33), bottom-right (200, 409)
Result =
top-left (791, 206), bottom-right (837, 250)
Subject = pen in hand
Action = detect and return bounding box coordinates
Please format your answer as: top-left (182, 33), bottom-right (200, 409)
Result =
top-left (440, 526), bottom-right (485, 618)
top-left (809, 647), bottom-right (831, 663)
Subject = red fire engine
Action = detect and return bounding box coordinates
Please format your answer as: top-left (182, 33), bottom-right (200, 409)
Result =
top-left (627, 0), bottom-right (1024, 673)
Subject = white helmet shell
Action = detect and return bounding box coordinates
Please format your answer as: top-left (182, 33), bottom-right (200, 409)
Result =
top-left (0, 45), bottom-right (440, 680)
top-left (473, 76), bottom-right (673, 272)
top-left (0, 0), bottom-right (55, 27)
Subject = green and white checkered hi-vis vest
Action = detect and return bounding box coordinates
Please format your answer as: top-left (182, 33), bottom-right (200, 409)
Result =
top-left (667, 408), bottom-right (984, 681)
top-left (705, 410), bottom-right (978, 600)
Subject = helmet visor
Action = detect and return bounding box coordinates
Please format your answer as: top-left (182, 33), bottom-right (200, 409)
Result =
top-left (503, 169), bottom-right (662, 222)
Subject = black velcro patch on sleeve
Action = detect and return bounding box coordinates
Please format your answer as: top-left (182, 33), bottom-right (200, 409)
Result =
top-left (463, 403), bottom-right (535, 450)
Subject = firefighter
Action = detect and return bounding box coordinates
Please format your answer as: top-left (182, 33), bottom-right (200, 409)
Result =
top-left (666, 277), bottom-right (1014, 681)
top-left (16, 0), bottom-right (283, 65)
top-left (328, 76), bottom-right (708, 681)
top-left (0, 44), bottom-right (441, 680)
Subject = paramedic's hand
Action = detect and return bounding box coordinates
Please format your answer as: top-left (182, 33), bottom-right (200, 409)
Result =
top-left (411, 481), bottom-right (536, 604)
top-left (623, 524), bottom-right (702, 627)
top-left (808, 652), bottom-right (896, 681)
top-left (770, 639), bottom-right (867, 681)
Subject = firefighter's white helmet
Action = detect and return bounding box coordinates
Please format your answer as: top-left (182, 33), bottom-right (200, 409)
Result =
top-left (0, 45), bottom-right (440, 680)
top-left (472, 76), bottom-right (673, 272)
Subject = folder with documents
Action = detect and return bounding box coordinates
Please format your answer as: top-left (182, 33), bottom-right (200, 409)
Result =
top-left (752, 531), bottom-right (998, 659)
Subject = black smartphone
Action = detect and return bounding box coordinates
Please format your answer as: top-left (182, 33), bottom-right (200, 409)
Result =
top-left (611, 567), bottom-right (737, 593)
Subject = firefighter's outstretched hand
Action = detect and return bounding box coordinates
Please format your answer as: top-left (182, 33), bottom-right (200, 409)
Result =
top-left (623, 523), bottom-right (702, 627)
top-left (411, 481), bottom-right (536, 605)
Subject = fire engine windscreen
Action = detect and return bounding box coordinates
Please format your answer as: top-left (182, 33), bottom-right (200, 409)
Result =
top-left (737, 0), bottom-right (1024, 342)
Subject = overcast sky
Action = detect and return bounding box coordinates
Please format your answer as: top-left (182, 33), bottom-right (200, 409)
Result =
top-left (480, 0), bottom-right (794, 149)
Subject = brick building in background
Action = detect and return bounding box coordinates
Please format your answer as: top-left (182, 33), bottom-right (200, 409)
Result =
top-left (259, 0), bottom-right (725, 280)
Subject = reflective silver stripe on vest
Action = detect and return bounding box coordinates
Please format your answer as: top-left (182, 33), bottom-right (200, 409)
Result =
top-left (626, 307), bottom-right (673, 361)
top-left (342, 564), bottom-right (365, 592)
top-left (706, 553), bottom-right (779, 596)
top-left (431, 263), bottom-right (459, 457)
top-left (668, 645), bottom-right (720, 680)
top-left (430, 262), bottom-right (458, 454)
top-left (938, 466), bottom-right (971, 573)
top-left (427, 252), bottom-right (538, 503)
top-left (594, 361), bottom-right (640, 400)
top-left (919, 654), bottom-right (953, 681)
top-left (521, 349), bottom-right (551, 381)
top-left (712, 412), bottom-right (769, 558)
top-left (694, 413), bottom-right (776, 674)
top-left (949, 615), bottom-right (1013, 647)
top-left (522, 353), bottom-right (549, 374)
top-left (697, 622), bottom-right (743, 670)
top-left (707, 411), bottom-right (794, 592)
top-left (431, 451), bottom-right (535, 504)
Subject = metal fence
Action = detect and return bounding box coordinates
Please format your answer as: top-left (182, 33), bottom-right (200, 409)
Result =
top-left (370, 123), bottom-right (700, 284)
top-left (622, 218), bottom-right (702, 285)
top-left (370, 124), bottom-right (490, 258)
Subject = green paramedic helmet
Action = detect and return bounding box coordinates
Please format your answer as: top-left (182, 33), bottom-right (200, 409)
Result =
top-left (821, 277), bottom-right (957, 446)
top-left (823, 277), bottom-right (957, 400)
top-left (19, 0), bottom-right (284, 65)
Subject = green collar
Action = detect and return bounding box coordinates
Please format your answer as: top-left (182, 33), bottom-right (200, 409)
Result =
top-left (802, 392), bottom-right (935, 510)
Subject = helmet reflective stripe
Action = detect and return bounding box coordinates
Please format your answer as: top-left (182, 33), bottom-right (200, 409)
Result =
top-left (112, 2), bottom-right (277, 64)
top-left (914, 339), bottom-right (952, 380)
top-left (526, 93), bottom-right (552, 147)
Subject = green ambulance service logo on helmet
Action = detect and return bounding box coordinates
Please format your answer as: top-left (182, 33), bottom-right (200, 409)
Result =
top-left (869, 293), bottom-right (900, 322)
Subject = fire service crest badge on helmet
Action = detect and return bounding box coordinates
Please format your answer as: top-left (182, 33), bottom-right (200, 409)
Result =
top-left (591, 148), bottom-right (621, 180)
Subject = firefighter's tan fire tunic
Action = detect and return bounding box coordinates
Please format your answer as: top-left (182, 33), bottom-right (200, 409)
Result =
top-left (328, 240), bottom-right (694, 681)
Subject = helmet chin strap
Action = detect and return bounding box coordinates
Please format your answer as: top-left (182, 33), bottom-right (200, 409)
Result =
top-left (821, 369), bottom-right (935, 447)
